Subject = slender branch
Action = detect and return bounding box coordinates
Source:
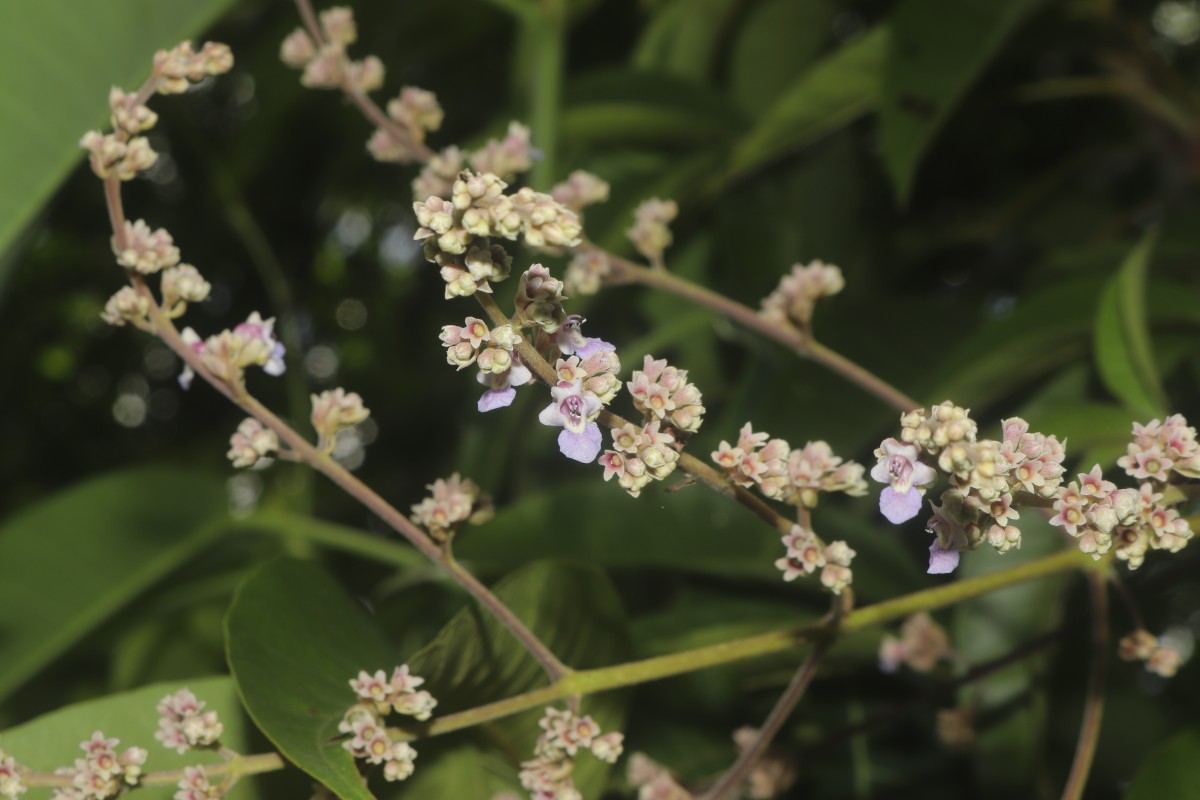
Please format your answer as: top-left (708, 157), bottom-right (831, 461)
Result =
top-left (22, 752), bottom-right (285, 789)
top-left (1061, 570), bottom-right (1110, 800)
top-left (699, 644), bottom-right (828, 800)
top-left (602, 249), bottom-right (920, 413)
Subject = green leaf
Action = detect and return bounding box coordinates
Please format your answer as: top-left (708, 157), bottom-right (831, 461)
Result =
top-left (880, 0), bottom-right (1040, 202)
top-left (1, 677), bottom-right (260, 800)
top-left (384, 744), bottom-right (517, 799)
top-left (721, 26), bottom-right (888, 187)
top-left (225, 558), bottom-right (396, 800)
top-left (0, 467), bottom-right (228, 703)
top-left (1126, 729), bottom-right (1200, 800)
top-left (0, 0), bottom-right (238, 272)
top-left (632, 0), bottom-right (741, 81)
top-left (728, 0), bottom-right (836, 114)
top-left (1094, 230), bottom-right (1168, 419)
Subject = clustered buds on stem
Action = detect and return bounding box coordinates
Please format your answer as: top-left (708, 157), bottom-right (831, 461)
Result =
top-left (759, 261), bottom-right (845, 330)
top-left (340, 666), bottom-right (436, 783)
top-left (441, 317), bottom-right (532, 411)
top-left (178, 313), bottom-right (286, 391)
top-left (155, 689), bottom-right (224, 754)
top-left (712, 424), bottom-right (867, 508)
top-left (775, 524), bottom-right (857, 595)
top-left (878, 612), bottom-right (954, 674)
top-left (627, 355), bottom-right (706, 437)
top-left (627, 197), bottom-right (677, 269)
top-left (410, 473), bottom-right (489, 541)
top-left (518, 707), bottom-right (623, 800)
top-left (281, 6), bottom-right (382, 95)
top-left (227, 418), bottom-right (280, 468)
top-left (1118, 629), bottom-right (1188, 677)
top-left (46, 732), bottom-right (148, 800)
top-left (310, 388), bottom-right (370, 454)
top-left (0, 749), bottom-right (23, 800)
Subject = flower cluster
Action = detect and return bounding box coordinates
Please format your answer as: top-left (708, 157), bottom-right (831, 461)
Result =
top-left (174, 766), bottom-right (221, 800)
top-left (878, 612), bottom-right (953, 673)
top-left (280, 6), bottom-right (383, 94)
top-left (550, 170), bottom-right (611, 213)
top-left (0, 748), bottom-right (23, 800)
top-left (563, 248), bottom-right (613, 296)
top-left (515, 264), bottom-right (569, 334)
top-left (1118, 629), bottom-right (1187, 678)
top-left (1050, 468), bottom-right (1191, 569)
top-left (367, 87), bottom-right (445, 164)
top-left (518, 707), bottom-right (623, 800)
top-left (340, 666), bottom-right (436, 783)
top-left (410, 473), bottom-right (487, 540)
top-left (155, 689), bottom-right (223, 754)
top-left (1117, 414), bottom-right (1200, 480)
top-left (774, 525), bottom-right (857, 594)
top-left (600, 421), bottom-right (680, 497)
top-left (626, 753), bottom-right (692, 800)
top-left (227, 418), bottom-right (279, 468)
top-left (628, 355), bottom-right (705, 435)
top-left (731, 727), bottom-right (798, 799)
top-left (414, 173), bottom-right (582, 295)
top-left (873, 405), bottom-right (1067, 574)
top-left (441, 317), bottom-right (532, 410)
top-left (712, 424), bottom-right (867, 508)
top-left (627, 197), bottom-right (677, 267)
top-left (49, 732), bottom-right (147, 800)
top-left (153, 41), bottom-right (234, 94)
top-left (178, 312), bottom-right (286, 390)
top-left (310, 388), bottom-right (370, 452)
top-left (759, 261), bottom-right (844, 329)
top-left (469, 122), bottom-right (538, 181)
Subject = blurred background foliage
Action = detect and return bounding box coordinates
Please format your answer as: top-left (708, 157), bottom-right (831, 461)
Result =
top-left (1, 0), bottom-right (1200, 797)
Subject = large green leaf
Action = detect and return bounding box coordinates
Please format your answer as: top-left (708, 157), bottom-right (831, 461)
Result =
top-left (1, 677), bottom-right (260, 800)
top-left (1094, 230), bottom-right (1168, 419)
top-left (0, 467), bottom-right (228, 702)
top-left (728, 0), bottom-right (836, 114)
top-left (225, 558), bottom-right (397, 800)
top-left (879, 0), bottom-right (1040, 202)
top-left (632, 0), bottom-right (741, 81)
top-left (0, 0), bottom-right (238, 273)
top-left (1126, 729), bottom-right (1200, 800)
top-left (720, 26), bottom-right (888, 187)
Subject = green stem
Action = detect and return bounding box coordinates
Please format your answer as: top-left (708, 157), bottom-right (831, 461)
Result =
top-left (22, 752), bottom-right (285, 789)
top-left (603, 249), bottom-right (920, 413)
top-left (528, 0), bottom-right (565, 189)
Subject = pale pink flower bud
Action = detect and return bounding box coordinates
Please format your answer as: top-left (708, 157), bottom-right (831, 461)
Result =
top-left (551, 170), bottom-right (610, 212)
top-left (311, 388), bottom-right (370, 450)
top-left (627, 197), bottom-right (677, 266)
top-left (760, 260), bottom-right (844, 327)
top-left (156, 689), bottom-right (223, 754)
top-left (280, 28), bottom-right (316, 67)
top-left (411, 473), bottom-right (482, 538)
top-left (101, 286), bottom-right (150, 327)
top-left (469, 122), bottom-right (537, 180)
top-left (227, 418), bottom-right (279, 468)
top-left (114, 219), bottom-right (180, 274)
top-left (302, 44), bottom-right (345, 89)
top-left (161, 264), bottom-right (210, 315)
top-left (590, 732), bottom-right (624, 764)
top-left (345, 56), bottom-right (384, 93)
top-left (109, 88), bottom-right (158, 135)
top-left (320, 6), bottom-right (358, 45)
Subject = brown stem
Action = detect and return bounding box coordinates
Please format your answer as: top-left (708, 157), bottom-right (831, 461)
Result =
top-left (602, 248), bottom-right (920, 413)
top-left (1061, 571), bottom-right (1109, 800)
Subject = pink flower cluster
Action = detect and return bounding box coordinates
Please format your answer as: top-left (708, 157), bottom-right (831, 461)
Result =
top-left (626, 753), bottom-right (691, 800)
top-left (713, 424), bottom-right (867, 508)
top-left (628, 355), bottom-right (705, 435)
top-left (371, 87), bottom-right (445, 164)
top-left (1117, 414), bottom-right (1200, 481)
top-left (49, 731), bottom-right (147, 800)
top-left (627, 197), bottom-right (677, 267)
top-left (515, 264), bottom-right (568, 333)
top-left (227, 418), bottom-right (279, 468)
top-left (440, 317), bottom-right (532, 411)
top-left (775, 525), bottom-right (856, 595)
top-left (759, 261), bottom-right (844, 328)
top-left (539, 342), bottom-right (621, 463)
top-left (410, 473), bottom-right (484, 540)
top-left (1118, 629), bottom-right (1187, 678)
top-left (0, 750), bottom-right (21, 800)
top-left (519, 707), bottom-right (623, 800)
top-left (280, 7), bottom-right (383, 95)
top-left (550, 170), bottom-right (610, 213)
top-left (469, 122), bottom-right (538, 182)
top-left (878, 612), bottom-right (952, 674)
top-left (310, 388), bottom-right (370, 452)
top-left (178, 312), bottom-right (286, 390)
top-left (174, 766), bottom-right (220, 800)
top-left (152, 41), bottom-right (233, 94)
top-left (340, 666), bottom-right (436, 783)
top-left (155, 689), bottom-right (223, 755)
top-left (600, 421), bottom-right (680, 497)
top-left (1049, 466), bottom-right (1191, 569)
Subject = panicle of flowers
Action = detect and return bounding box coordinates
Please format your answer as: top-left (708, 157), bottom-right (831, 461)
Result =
top-left (1117, 414), bottom-right (1200, 481)
top-left (174, 766), bottom-right (222, 800)
top-left (1049, 466), bottom-right (1191, 569)
top-left (627, 197), bottom-right (677, 268)
top-left (600, 420), bottom-right (679, 498)
top-left (878, 612), bottom-right (953, 673)
top-left (155, 689), bottom-right (223, 754)
top-left (227, 418), bottom-right (279, 468)
top-left (177, 312), bottom-right (286, 390)
top-left (310, 388), bottom-right (370, 453)
top-left (785, 440), bottom-right (869, 508)
top-left (626, 753), bottom-right (692, 800)
top-left (113, 219), bottom-right (179, 275)
top-left (774, 525), bottom-right (857, 594)
top-left (160, 265), bottom-right (211, 316)
top-left (731, 727), bottom-right (798, 799)
top-left (550, 170), bottom-right (610, 213)
top-left (1118, 629), bottom-right (1188, 678)
top-left (49, 731), bottom-right (148, 800)
top-left (340, 666), bottom-right (436, 783)
top-left (100, 287), bottom-right (152, 330)
top-left (0, 747), bottom-right (24, 800)
top-left (280, 6), bottom-right (384, 95)
top-left (469, 122), bottom-right (538, 180)
top-left (79, 131), bottom-right (157, 182)
top-left (539, 322), bottom-right (621, 463)
top-left (410, 473), bottom-right (488, 541)
top-left (441, 317), bottom-right (533, 411)
top-left (628, 355), bottom-right (706, 436)
top-left (759, 261), bottom-right (844, 329)
top-left (518, 707), bottom-right (623, 800)
top-left (367, 86), bottom-right (444, 164)
top-left (412, 146), bottom-right (465, 202)
top-left (152, 41), bottom-right (233, 94)
top-left (873, 404), bottom-right (1068, 574)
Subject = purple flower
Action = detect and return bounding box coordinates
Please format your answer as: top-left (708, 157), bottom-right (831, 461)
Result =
top-left (927, 540), bottom-right (960, 575)
top-left (870, 438), bottom-right (936, 524)
top-left (538, 379), bottom-right (603, 462)
top-left (476, 363), bottom-right (532, 412)
top-left (556, 314), bottom-right (615, 359)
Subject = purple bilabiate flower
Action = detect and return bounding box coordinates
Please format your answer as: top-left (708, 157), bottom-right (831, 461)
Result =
top-left (538, 379), bottom-right (603, 462)
top-left (477, 363), bottom-right (532, 412)
top-left (870, 438), bottom-right (936, 524)
top-left (235, 312), bottom-right (287, 376)
top-left (927, 540), bottom-right (960, 574)
top-left (556, 314), bottom-right (616, 360)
